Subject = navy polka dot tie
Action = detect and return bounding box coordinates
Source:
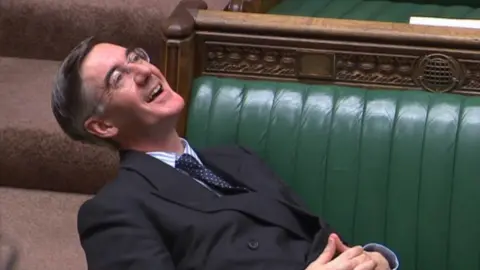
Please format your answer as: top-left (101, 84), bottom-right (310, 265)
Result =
top-left (175, 154), bottom-right (248, 193)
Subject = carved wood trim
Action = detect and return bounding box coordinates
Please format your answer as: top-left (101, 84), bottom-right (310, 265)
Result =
top-left (187, 10), bottom-right (480, 96)
top-left (462, 61), bottom-right (480, 91)
top-left (204, 42), bottom-right (297, 77)
top-left (334, 54), bottom-right (417, 87)
top-left (195, 33), bottom-right (480, 95)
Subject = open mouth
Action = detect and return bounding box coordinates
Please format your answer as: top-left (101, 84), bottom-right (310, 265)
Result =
top-left (147, 84), bottom-right (164, 103)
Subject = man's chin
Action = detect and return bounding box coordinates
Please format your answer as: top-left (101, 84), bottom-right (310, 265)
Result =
top-left (153, 107), bottom-right (184, 125)
top-left (166, 100), bottom-right (186, 117)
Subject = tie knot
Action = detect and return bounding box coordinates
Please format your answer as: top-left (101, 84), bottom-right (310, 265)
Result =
top-left (175, 153), bottom-right (248, 193)
top-left (175, 154), bottom-right (202, 171)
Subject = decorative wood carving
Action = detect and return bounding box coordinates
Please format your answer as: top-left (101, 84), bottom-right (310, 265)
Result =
top-left (205, 43), bottom-right (297, 77)
top-left (460, 61), bottom-right (480, 91)
top-left (297, 53), bottom-right (335, 79)
top-left (335, 54), bottom-right (417, 87)
top-left (413, 54), bottom-right (462, 93)
top-left (199, 41), bottom-right (480, 95)
top-left (188, 10), bottom-right (480, 96)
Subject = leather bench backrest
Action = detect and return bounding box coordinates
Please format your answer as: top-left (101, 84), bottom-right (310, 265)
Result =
top-left (269, 0), bottom-right (480, 22)
top-left (387, 0), bottom-right (477, 5)
top-left (186, 76), bottom-right (480, 270)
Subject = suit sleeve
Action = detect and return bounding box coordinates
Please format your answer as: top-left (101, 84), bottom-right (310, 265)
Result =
top-left (78, 197), bottom-right (175, 270)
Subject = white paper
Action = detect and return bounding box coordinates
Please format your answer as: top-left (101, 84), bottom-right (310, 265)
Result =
top-left (409, 16), bottom-right (480, 29)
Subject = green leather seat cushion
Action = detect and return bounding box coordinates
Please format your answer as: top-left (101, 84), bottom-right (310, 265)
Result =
top-left (268, 0), bottom-right (480, 23)
top-left (186, 76), bottom-right (480, 270)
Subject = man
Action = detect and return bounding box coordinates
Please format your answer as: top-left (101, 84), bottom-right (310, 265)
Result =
top-left (52, 37), bottom-right (399, 270)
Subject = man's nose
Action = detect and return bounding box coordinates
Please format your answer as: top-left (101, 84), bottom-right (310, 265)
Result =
top-left (130, 63), bottom-right (151, 85)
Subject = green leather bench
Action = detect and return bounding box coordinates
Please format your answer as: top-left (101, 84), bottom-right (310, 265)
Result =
top-left (268, 0), bottom-right (480, 23)
top-left (159, 3), bottom-right (480, 269)
top-left (185, 76), bottom-right (480, 270)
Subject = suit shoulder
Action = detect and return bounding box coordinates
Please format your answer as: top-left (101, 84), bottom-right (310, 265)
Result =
top-left (94, 167), bottom-right (151, 199)
top-left (78, 168), bottom-right (148, 223)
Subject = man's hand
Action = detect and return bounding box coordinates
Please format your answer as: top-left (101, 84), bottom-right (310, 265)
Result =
top-left (365, 252), bottom-right (390, 270)
top-left (306, 234), bottom-right (377, 270)
top-left (333, 235), bottom-right (390, 270)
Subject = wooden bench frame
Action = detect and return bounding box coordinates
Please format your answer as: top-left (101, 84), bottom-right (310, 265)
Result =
top-left (160, 0), bottom-right (480, 136)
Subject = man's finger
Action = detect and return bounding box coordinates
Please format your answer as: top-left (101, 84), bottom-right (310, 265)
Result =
top-left (316, 234), bottom-right (336, 264)
top-left (332, 234), bottom-right (349, 253)
top-left (337, 245), bottom-right (364, 260)
top-left (348, 253), bottom-right (373, 268)
top-left (354, 260), bottom-right (377, 270)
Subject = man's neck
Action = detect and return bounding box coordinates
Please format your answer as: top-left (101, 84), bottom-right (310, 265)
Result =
top-left (120, 128), bottom-right (184, 154)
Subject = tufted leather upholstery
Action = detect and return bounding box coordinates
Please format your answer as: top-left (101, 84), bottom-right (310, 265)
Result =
top-left (186, 76), bottom-right (480, 270)
top-left (269, 0), bottom-right (480, 23)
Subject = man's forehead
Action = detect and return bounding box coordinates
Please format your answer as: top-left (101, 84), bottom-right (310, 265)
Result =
top-left (80, 43), bottom-right (126, 86)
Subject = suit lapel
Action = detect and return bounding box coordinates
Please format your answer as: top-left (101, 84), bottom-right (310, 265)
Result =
top-left (198, 147), bottom-right (318, 218)
top-left (120, 148), bottom-right (317, 241)
top-left (120, 150), bottom-right (219, 207)
top-left (196, 147), bottom-right (278, 196)
top-left (197, 147), bottom-right (320, 239)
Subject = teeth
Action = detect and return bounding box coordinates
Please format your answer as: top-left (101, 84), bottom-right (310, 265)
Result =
top-left (148, 85), bottom-right (162, 102)
top-left (152, 85), bottom-right (161, 95)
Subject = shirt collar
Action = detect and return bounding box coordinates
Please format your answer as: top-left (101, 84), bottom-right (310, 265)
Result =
top-left (147, 138), bottom-right (203, 168)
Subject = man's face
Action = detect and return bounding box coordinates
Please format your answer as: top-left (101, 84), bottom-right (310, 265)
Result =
top-left (81, 43), bottom-right (185, 141)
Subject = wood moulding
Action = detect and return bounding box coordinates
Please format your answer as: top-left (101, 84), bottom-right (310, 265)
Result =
top-left (192, 10), bottom-right (480, 96)
top-left (195, 11), bottom-right (480, 50)
top-left (199, 39), bottom-right (479, 95)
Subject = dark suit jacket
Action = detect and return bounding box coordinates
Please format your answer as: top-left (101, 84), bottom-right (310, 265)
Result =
top-left (78, 146), bottom-right (338, 270)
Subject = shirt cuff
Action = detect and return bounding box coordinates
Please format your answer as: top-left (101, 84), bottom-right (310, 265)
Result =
top-left (363, 243), bottom-right (399, 270)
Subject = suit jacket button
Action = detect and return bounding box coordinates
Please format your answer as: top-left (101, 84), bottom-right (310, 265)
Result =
top-left (248, 240), bottom-right (259, 250)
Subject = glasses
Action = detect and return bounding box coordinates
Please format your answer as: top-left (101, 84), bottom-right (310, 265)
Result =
top-left (89, 47), bottom-right (150, 116)
top-left (107, 48), bottom-right (150, 91)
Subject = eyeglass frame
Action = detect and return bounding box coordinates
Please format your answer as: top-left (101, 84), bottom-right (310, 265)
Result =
top-left (84, 47), bottom-right (151, 121)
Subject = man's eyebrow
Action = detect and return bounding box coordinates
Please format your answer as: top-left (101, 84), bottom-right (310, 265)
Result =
top-left (124, 47), bottom-right (134, 59)
top-left (103, 47), bottom-right (134, 88)
top-left (103, 65), bottom-right (118, 89)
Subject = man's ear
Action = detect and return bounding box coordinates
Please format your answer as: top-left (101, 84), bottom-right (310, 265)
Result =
top-left (84, 117), bottom-right (118, 139)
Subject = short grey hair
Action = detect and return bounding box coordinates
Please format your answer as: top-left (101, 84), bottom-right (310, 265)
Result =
top-left (51, 37), bottom-right (116, 148)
